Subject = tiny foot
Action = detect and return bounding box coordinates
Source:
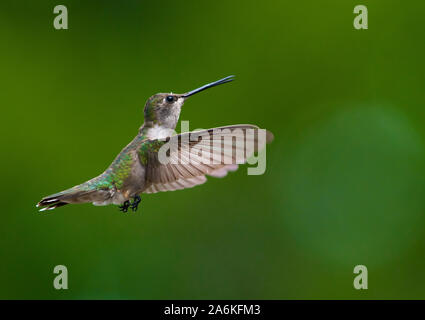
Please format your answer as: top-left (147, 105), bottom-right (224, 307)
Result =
top-left (130, 195), bottom-right (141, 212)
top-left (119, 200), bottom-right (130, 213)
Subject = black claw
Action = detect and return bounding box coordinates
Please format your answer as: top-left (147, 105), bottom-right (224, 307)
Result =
top-left (131, 195), bottom-right (141, 212)
top-left (119, 200), bottom-right (130, 213)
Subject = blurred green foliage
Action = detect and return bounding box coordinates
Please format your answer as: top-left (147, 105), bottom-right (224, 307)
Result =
top-left (1, 0), bottom-right (425, 299)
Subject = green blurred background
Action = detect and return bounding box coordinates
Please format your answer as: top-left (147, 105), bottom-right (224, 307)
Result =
top-left (1, 0), bottom-right (425, 299)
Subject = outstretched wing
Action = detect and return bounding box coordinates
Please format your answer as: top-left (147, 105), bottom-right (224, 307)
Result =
top-left (139, 124), bottom-right (273, 194)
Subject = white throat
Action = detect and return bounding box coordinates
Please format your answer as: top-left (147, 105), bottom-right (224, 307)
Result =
top-left (146, 124), bottom-right (176, 140)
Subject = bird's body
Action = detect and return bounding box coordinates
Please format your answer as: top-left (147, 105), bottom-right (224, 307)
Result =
top-left (37, 76), bottom-right (273, 212)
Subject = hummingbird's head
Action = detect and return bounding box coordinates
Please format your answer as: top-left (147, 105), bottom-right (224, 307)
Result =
top-left (143, 93), bottom-right (185, 129)
top-left (143, 76), bottom-right (234, 129)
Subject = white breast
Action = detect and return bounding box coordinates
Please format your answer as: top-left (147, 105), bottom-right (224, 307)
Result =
top-left (146, 125), bottom-right (175, 140)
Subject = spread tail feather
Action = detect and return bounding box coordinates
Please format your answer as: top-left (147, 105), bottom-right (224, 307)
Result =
top-left (37, 200), bottom-right (68, 211)
top-left (37, 188), bottom-right (97, 212)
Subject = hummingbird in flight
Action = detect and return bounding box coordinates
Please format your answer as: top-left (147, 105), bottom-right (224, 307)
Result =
top-left (37, 76), bottom-right (274, 212)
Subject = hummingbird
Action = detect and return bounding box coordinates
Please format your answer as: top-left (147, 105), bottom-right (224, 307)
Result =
top-left (37, 76), bottom-right (274, 212)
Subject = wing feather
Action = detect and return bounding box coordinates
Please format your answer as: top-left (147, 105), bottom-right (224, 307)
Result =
top-left (140, 125), bottom-right (273, 193)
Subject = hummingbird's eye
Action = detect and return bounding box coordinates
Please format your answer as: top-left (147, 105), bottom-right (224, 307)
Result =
top-left (166, 95), bottom-right (175, 103)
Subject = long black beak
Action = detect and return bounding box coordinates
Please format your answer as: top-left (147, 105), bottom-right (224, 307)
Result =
top-left (182, 75), bottom-right (235, 98)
